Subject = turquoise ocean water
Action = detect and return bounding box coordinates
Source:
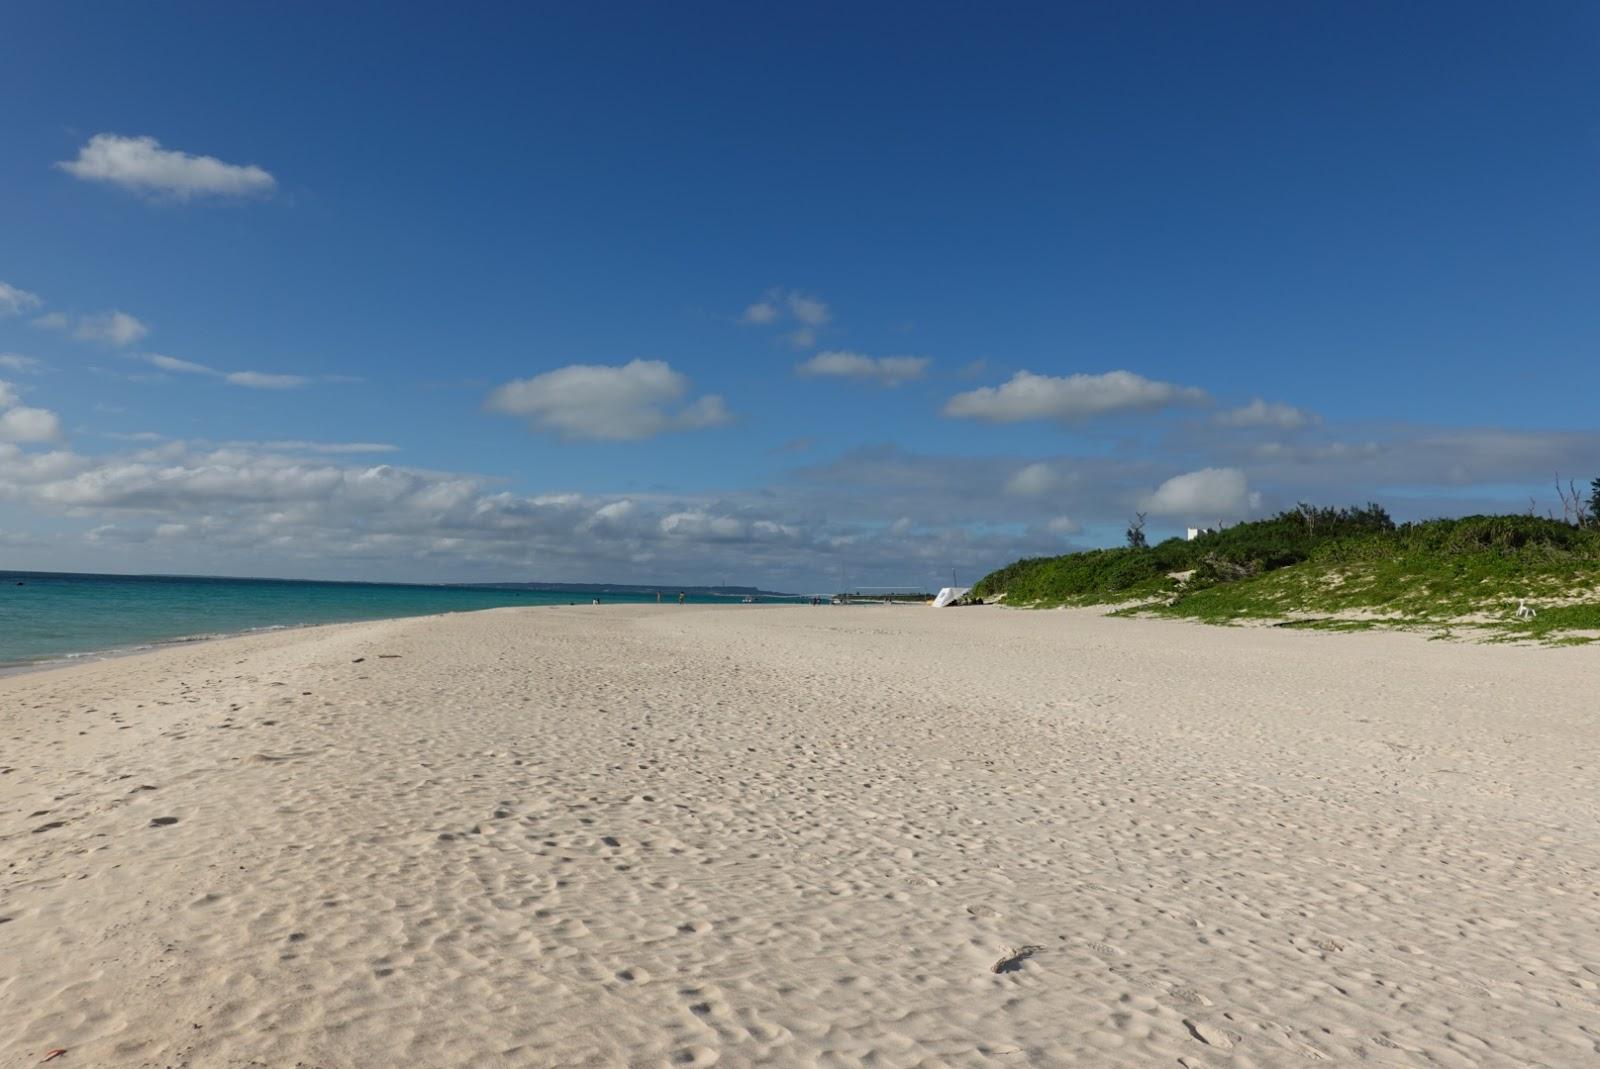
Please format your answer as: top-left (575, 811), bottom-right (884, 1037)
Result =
top-left (0, 571), bottom-right (737, 670)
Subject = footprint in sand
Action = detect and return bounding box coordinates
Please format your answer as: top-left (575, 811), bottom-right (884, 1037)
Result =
top-left (1184, 1019), bottom-right (1235, 1050)
top-left (991, 945), bottom-right (1043, 974)
top-left (32, 821), bottom-right (67, 833)
top-left (150, 816), bottom-right (180, 827)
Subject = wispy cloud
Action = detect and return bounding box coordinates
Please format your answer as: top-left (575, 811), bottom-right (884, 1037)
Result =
top-left (141, 353), bottom-right (322, 389)
top-left (796, 351), bottom-right (930, 387)
top-left (0, 353), bottom-right (46, 373)
top-left (945, 370), bottom-right (1208, 424)
top-left (37, 309), bottom-right (151, 346)
top-left (1004, 462), bottom-right (1061, 496)
top-left (739, 288), bottom-right (832, 348)
top-left (772, 436), bottom-right (816, 455)
top-left (486, 360), bottom-right (732, 441)
top-left (57, 134), bottom-right (277, 200)
top-left (0, 282), bottom-right (44, 317)
top-left (225, 370), bottom-right (310, 389)
top-left (1214, 398), bottom-right (1319, 430)
top-left (247, 440), bottom-right (400, 454)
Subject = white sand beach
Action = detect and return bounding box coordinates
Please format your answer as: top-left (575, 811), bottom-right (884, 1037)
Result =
top-left (3, 604), bottom-right (1598, 1068)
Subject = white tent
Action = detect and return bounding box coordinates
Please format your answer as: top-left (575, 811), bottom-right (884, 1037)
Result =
top-left (931, 586), bottom-right (970, 608)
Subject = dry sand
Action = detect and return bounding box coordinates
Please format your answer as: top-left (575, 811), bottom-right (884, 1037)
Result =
top-left (3, 604), bottom-right (1599, 1068)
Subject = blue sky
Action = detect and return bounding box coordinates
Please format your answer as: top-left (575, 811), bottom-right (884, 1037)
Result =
top-left (2, 2), bottom-right (1598, 589)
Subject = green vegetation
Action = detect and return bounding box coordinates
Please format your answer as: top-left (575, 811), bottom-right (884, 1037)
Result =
top-left (972, 508), bottom-right (1600, 644)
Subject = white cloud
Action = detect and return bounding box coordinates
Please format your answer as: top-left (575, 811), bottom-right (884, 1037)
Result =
top-left (148, 353), bottom-right (212, 374)
top-left (738, 288), bottom-right (831, 348)
top-left (740, 301), bottom-right (779, 325)
top-left (0, 378), bottom-right (62, 443)
top-left (225, 371), bottom-right (309, 389)
top-left (581, 499), bottom-right (638, 532)
top-left (1215, 398), bottom-right (1318, 430)
top-left (0, 282), bottom-right (43, 317)
top-left (787, 293), bottom-right (830, 327)
top-left (57, 133), bottom-right (277, 200)
top-left (142, 353), bottom-right (314, 389)
top-left (1004, 462), bottom-right (1059, 496)
top-left (1046, 516), bottom-right (1081, 536)
top-left (0, 353), bottom-right (46, 373)
top-left (660, 510), bottom-right (746, 541)
top-left (1142, 467), bottom-right (1260, 518)
top-left (72, 310), bottom-right (150, 346)
top-left (945, 370), bottom-right (1208, 423)
top-left (486, 360), bottom-right (732, 441)
top-left (796, 351), bottom-right (930, 387)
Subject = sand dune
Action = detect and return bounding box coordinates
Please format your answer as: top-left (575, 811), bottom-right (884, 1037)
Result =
top-left (3, 605), bottom-right (1599, 1067)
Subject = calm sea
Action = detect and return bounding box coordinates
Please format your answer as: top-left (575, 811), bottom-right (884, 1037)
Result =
top-left (0, 571), bottom-right (732, 670)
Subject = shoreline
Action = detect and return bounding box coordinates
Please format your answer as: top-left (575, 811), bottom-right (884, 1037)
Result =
top-left (4, 604), bottom-right (1597, 1066)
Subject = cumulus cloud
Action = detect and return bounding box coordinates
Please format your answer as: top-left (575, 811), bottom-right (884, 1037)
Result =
top-left (0, 378), bottom-right (63, 443)
top-left (1142, 467), bottom-right (1260, 518)
top-left (0, 353), bottom-right (47, 373)
top-left (142, 353), bottom-right (315, 389)
top-left (57, 133), bottom-right (277, 200)
top-left (739, 288), bottom-right (831, 348)
top-left (1215, 398), bottom-right (1319, 430)
top-left (660, 510), bottom-right (746, 541)
top-left (6, 416), bottom-right (1592, 589)
top-left (0, 437), bottom-right (1095, 591)
top-left (485, 360), bottom-right (732, 441)
top-left (796, 351), bottom-right (930, 387)
top-left (0, 282), bottom-right (43, 317)
top-left (945, 370), bottom-right (1208, 424)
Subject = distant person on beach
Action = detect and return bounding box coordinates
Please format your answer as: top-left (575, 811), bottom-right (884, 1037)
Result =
top-left (678, 591), bottom-right (686, 605)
